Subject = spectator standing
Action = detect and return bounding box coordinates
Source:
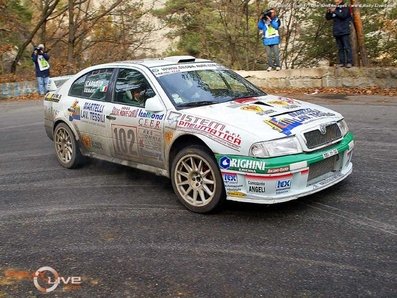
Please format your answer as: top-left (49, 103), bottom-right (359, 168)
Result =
top-left (326, 0), bottom-right (353, 68)
top-left (258, 8), bottom-right (281, 71)
top-left (31, 44), bottom-right (50, 95)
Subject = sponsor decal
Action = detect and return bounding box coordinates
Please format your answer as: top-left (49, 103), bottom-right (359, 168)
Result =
top-left (138, 110), bottom-right (164, 120)
top-left (248, 185), bottom-right (266, 193)
top-left (44, 93), bottom-right (62, 102)
top-left (138, 128), bottom-right (162, 160)
top-left (218, 156), bottom-right (266, 173)
top-left (138, 110), bottom-right (164, 130)
top-left (223, 173), bottom-right (238, 185)
top-left (68, 100), bottom-right (80, 121)
top-left (68, 100), bottom-right (106, 126)
top-left (264, 118), bottom-right (302, 136)
top-left (151, 63), bottom-right (222, 77)
top-left (219, 156), bottom-right (231, 169)
top-left (227, 191), bottom-right (246, 198)
top-left (111, 106), bottom-right (138, 118)
top-left (166, 111), bottom-right (182, 129)
top-left (112, 125), bottom-right (138, 159)
top-left (174, 114), bottom-right (241, 150)
top-left (276, 179), bottom-right (292, 193)
top-left (264, 108), bottom-right (336, 136)
top-left (267, 166), bottom-right (290, 174)
top-left (323, 148), bottom-right (338, 159)
top-left (247, 180), bottom-right (267, 194)
top-left (234, 97), bottom-right (258, 104)
top-left (240, 105), bottom-right (276, 116)
top-left (267, 97), bottom-right (300, 109)
top-left (81, 102), bottom-right (105, 124)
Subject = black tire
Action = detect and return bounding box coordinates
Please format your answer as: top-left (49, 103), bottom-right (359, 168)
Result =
top-left (171, 145), bottom-right (225, 213)
top-left (53, 123), bottom-right (83, 169)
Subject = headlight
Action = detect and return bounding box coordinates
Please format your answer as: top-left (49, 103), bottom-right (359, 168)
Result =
top-left (249, 137), bottom-right (302, 158)
top-left (338, 119), bottom-right (349, 136)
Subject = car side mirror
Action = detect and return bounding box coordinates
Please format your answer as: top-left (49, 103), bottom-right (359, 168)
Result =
top-left (145, 95), bottom-right (164, 113)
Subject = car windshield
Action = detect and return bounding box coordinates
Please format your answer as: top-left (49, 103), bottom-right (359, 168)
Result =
top-left (155, 69), bottom-right (266, 109)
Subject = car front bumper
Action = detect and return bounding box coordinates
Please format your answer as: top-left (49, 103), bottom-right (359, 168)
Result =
top-left (216, 132), bottom-right (354, 204)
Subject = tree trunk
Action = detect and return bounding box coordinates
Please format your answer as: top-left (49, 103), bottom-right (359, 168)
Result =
top-left (67, 0), bottom-right (75, 72)
top-left (243, 0), bottom-right (249, 69)
top-left (350, 0), bottom-right (369, 66)
top-left (10, 0), bottom-right (59, 73)
top-left (350, 22), bottom-right (359, 66)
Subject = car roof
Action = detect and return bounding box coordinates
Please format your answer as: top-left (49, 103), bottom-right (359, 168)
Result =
top-left (94, 56), bottom-right (213, 69)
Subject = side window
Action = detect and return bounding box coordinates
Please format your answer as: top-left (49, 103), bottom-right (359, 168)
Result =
top-left (114, 69), bottom-right (155, 107)
top-left (69, 75), bottom-right (87, 97)
top-left (69, 68), bottom-right (113, 101)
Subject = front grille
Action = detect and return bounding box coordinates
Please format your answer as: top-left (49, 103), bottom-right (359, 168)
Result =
top-left (304, 123), bottom-right (341, 149)
top-left (308, 155), bottom-right (337, 182)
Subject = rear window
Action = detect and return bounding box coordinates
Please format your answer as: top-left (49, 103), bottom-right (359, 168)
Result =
top-left (69, 68), bottom-right (113, 100)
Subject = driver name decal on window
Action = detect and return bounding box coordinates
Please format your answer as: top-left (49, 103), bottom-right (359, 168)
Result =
top-left (83, 80), bottom-right (106, 94)
top-left (151, 63), bottom-right (223, 77)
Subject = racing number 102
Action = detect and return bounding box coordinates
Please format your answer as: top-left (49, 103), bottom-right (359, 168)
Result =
top-left (113, 126), bottom-right (137, 157)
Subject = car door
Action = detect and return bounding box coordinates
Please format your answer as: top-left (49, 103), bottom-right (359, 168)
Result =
top-left (107, 68), bottom-right (166, 167)
top-left (67, 68), bottom-right (115, 156)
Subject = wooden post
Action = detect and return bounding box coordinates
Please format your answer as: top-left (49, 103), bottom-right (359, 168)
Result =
top-left (350, 0), bottom-right (369, 66)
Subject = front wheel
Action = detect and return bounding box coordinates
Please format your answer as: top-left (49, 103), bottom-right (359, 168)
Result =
top-left (54, 123), bottom-right (83, 169)
top-left (171, 145), bottom-right (225, 213)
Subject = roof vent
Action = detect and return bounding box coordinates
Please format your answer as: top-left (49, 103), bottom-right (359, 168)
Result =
top-left (163, 56), bottom-right (196, 63)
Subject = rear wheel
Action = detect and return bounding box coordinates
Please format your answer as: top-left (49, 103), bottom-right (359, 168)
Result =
top-left (54, 123), bottom-right (82, 169)
top-left (171, 145), bottom-right (225, 213)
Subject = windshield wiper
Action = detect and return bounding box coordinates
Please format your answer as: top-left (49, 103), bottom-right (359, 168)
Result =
top-left (233, 94), bottom-right (262, 101)
top-left (177, 101), bottom-right (219, 108)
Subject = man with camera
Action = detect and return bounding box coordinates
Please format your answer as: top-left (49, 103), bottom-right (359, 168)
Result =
top-left (31, 44), bottom-right (50, 95)
top-left (326, 0), bottom-right (353, 68)
top-left (258, 8), bottom-right (281, 71)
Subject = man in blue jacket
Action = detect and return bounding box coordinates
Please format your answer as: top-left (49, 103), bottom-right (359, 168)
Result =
top-left (326, 0), bottom-right (353, 68)
top-left (258, 8), bottom-right (281, 71)
top-left (31, 44), bottom-right (50, 95)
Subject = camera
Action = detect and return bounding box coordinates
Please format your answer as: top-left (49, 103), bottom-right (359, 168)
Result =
top-left (262, 9), bottom-right (272, 19)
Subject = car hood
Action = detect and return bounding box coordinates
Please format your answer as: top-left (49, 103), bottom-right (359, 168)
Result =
top-left (183, 94), bottom-right (343, 141)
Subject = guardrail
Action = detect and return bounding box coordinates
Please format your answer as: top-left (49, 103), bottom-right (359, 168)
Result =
top-left (0, 75), bottom-right (72, 99)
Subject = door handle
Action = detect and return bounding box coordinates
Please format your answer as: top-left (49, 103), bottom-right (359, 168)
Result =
top-left (106, 115), bottom-right (116, 120)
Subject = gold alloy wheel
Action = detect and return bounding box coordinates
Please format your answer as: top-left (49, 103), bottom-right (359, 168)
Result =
top-left (55, 127), bottom-right (73, 163)
top-left (174, 154), bottom-right (216, 207)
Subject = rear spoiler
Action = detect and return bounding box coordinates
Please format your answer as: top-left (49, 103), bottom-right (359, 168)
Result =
top-left (48, 75), bottom-right (73, 92)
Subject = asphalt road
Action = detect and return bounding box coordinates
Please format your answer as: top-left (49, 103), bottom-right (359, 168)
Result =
top-left (0, 96), bottom-right (396, 297)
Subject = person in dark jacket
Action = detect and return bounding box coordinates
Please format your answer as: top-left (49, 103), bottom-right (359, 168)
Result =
top-left (326, 0), bottom-right (353, 68)
top-left (258, 8), bottom-right (281, 71)
top-left (31, 44), bottom-right (50, 95)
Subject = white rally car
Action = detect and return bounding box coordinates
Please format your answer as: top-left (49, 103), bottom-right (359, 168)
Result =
top-left (44, 56), bottom-right (354, 213)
